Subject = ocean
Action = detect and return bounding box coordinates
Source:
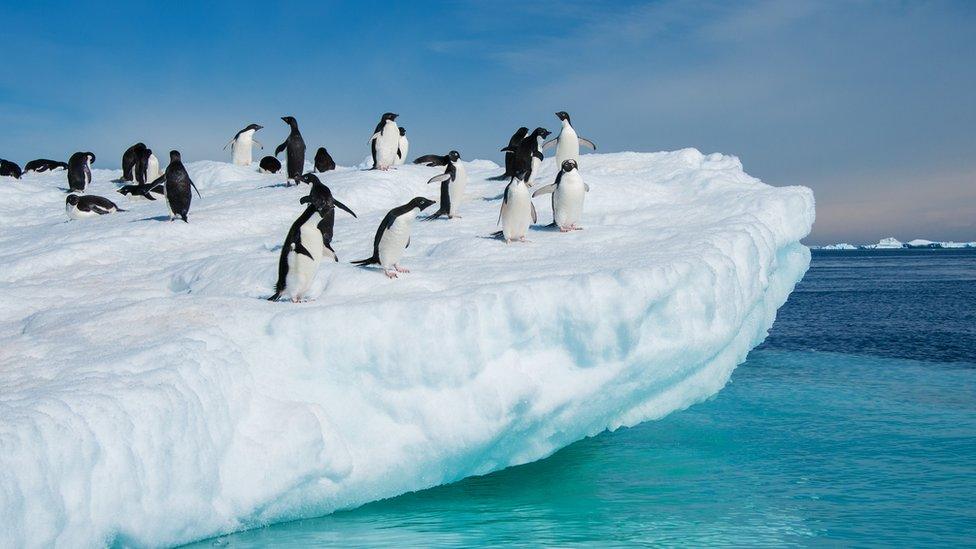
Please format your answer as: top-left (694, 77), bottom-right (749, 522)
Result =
top-left (188, 249), bottom-right (976, 547)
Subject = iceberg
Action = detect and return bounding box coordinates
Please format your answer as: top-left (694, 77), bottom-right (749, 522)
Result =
top-left (817, 243), bottom-right (858, 250)
top-left (866, 237), bottom-right (906, 249)
top-left (0, 149), bottom-right (814, 547)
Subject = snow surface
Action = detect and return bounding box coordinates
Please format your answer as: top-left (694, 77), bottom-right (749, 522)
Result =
top-left (0, 149), bottom-right (814, 547)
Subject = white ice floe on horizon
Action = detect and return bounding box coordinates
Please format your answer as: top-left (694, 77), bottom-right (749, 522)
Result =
top-left (0, 149), bottom-right (814, 547)
top-left (814, 238), bottom-right (976, 250)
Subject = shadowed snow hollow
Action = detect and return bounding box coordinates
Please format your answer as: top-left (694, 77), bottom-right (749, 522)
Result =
top-left (0, 150), bottom-right (814, 547)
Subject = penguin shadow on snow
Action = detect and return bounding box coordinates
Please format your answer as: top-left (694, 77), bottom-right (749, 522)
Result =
top-left (133, 215), bottom-right (178, 223)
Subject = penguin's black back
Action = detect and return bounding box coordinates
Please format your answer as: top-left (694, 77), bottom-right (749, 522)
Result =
top-left (165, 160), bottom-right (193, 222)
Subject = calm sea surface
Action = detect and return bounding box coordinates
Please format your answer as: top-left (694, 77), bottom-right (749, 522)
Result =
top-left (187, 249), bottom-right (976, 548)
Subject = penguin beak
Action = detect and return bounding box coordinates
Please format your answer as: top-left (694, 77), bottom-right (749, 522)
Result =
top-left (333, 199), bottom-right (357, 218)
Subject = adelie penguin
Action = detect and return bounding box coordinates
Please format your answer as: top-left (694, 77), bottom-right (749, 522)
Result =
top-left (1, 159), bottom-right (23, 179)
top-left (121, 143), bottom-right (147, 182)
top-left (351, 196), bottom-right (436, 278)
top-left (419, 151), bottom-right (467, 220)
top-left (269, 174), bottom-right (357, 302)
top-left (163, 150), bottom-right (201, 222)
top-left (532, 159), bottom-right (589, 231)
top-left (67, 152), bottom-right (95, 193)
top-left (65, 194), bottom-right (124, 219)
top-left (117, 174), bottom-right (165, 200)
top-left (369, 112), bottom-right (400, 170)
top-left (503, 127), bottom-right (550, 185)
top-left (489, 127), bottom-right (528, 181)
top-left (496, 169), bottom-right (537, 244)
top-left (259, 156), bottom-right (282, 174)
top-left (542, 111), bottom-right (596, 166)
top-left (274, 116), bottom-right (306, 184)
top-left (224, 123), bottom-right (264, 166)
top-left (314, 147), bottom-right (336, 173)
top-left (395, 127), bottom-right (409, 166)
top-left (23, 159), bottom-right (68, 174)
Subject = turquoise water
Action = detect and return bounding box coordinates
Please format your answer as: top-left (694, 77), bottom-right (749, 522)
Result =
top-left (191, 250), bottom-right (976, 547)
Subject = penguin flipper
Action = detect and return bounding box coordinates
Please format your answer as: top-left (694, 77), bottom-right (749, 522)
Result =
top-left (427, 173), bottom-right (451, 184)
top-left (532, 150), bottom-right (544, 161)
top-left (294, 241), bottom-right (314, 260)
top-left (413, 154), bottom-right (446, 166)
top-left (531, 202), bottom-right (538, 224)
top-left (500, 146), bottom-right (516, 153)
top-left (222, 138), bottom-right (234, 151)
top-left (578, 137), bottom-right (597, 150)
top-left (370, 139), bottom-right (378, 169)
top-left (324, 242), bottom-right (338, 262)
top-left (253, 139), bottom-right (264, 149)
top-left (542, 138), bottom-right (557, 151)
top-left (274, 141), bottom-right (287, 157)
top-left (487, 173), bottom-right (510, 181)
top-left (584, 182), bottom-right (591, 192)
top-left (532, 184), bottom-right (556, 197)
top-left (397, 148), bottom-right (402, 159)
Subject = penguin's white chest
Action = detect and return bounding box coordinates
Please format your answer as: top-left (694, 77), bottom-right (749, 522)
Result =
top-left (285, 215), bottom-right (325, 300)
top-left (66, 203), bottom-right (95, 220)
top-left (378, 209), bottom-right (416, 267)
top-left (553, 171), bottom-right (586, 228)
top-left (448, 163), bottom-right (467, 215)
top-left (232, 130), bottom-right (256, 166)
top-left (147, 154), bottom-right (161, 180)
top-left (395, 135), bottom-right (409, 165)
top-left (376, 122), bottom-right (400, 168)
top-left (502, 182), bottom-right (532, 241)
top-left (556, 124), bottom-right (580, 165)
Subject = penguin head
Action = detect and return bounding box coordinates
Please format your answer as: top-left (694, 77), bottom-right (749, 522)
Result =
top-left (409, 196), bottom-right (436, 211)
top-left (299, 174), bottom-right (330, 209)
top-left (561, 159), bottom-right (578, 172)
top-left (169, 150), bottom-right (181, 163)
top-left (555, 111), bottom-right (571, 123)
top-left (381, 112), bottom-right (399, 122)
top-left (245, 123), bottom-right (263, 132)
top-left (448, 150), bottom-right (461, 162)
top-left (281, 116), bottom-right (298, 128)
top-left (86, 152), bottom-right (96, 164)
top-left (399, 127), bottom-right (407, 136)
top-left (533, 127), bottom-right (551, 139)
top-left (512, 167), bottom-right (530, 183)
top-left (66, 194), bottom-right (80, 206)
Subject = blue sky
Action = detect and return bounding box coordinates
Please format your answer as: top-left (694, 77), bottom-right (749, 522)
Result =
top-left (1, 0), bottom-right (974, 244)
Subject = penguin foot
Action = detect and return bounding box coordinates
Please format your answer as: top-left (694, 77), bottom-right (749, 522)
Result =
top-left (394, 264), bottom-right (410, 273)
top-left (385, 270), bottom-right (398, 279)
top-left (449, 215), bottom-right (462, 219)
top-left (519, 236), bottom-right (530, 243)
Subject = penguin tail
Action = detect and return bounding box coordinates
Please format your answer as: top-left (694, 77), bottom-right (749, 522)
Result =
top-left (423, 210), bottom-right (446, 221)
top-left (116, 208), bottom-right (128, 213)
top-left (351, 256), bottom-right (379, 267)
top-left (489, 230), bottom-right (504, 239)
top-left (267, 291), bottom-right (282, 302)
top-left (181, 214), bottom-right (189, 223)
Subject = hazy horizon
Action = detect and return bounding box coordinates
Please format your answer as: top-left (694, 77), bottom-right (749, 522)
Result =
top-left (1, 0), bottom-right (974, 244)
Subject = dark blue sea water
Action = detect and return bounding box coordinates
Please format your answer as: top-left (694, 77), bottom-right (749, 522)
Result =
top-left (190, 249), bottom-right (976, 548)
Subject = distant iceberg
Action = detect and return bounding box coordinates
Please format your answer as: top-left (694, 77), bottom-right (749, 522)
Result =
top-left (0, 150), bottom-right (814, 547)
top-left (814, 237), bottom-right (975, 250)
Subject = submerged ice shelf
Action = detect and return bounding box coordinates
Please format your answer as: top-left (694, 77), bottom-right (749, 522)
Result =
top-left (0, 150), bottom-right (814, 547)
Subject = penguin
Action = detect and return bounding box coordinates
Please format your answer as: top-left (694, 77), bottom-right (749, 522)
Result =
top-left (23, 159), bottom-right (68, 173)
top-left (314, 147), bottom-right (336, 172)
top-left (224, 123), bottom-right (264, 166)
top-left (163, 150), bottom-right (201, 222)
top-left (497, 170), bottom-right (537, 244)
top-left (395, 127), bottom-right (409, 166)
top-left (259, 156), bottom-right (282, 174)
top-left (66, 194), bottom-right (124, 219)
top-left (488, 127), bottom-right (529, 180)
top-left (369, 112), bottom-right (400, 170)
top-left (532, 159), bottom-right (590, 231)
top-left (67, 152), bottom-right (95, 193)
top-left (0, 159), bottom-right (23, 179)
top-left (412, 152), bottom-right (453, 167)
top-left (117, 174), bottom-right (165, 200)
top-left (502, 127), bottom-right (550, 185)
top-left (274, 116), bottom-right (306, 183)
top-left (269, 174), bottom-right (357, 302)
top-left (422, 151), bottom-right (467, 220)
top-left (542, 111), bottom-right (596, 166)
top-left (121, 143), bottom-right (146, 182)
top-left (351, 196), bottom-right (436, 278)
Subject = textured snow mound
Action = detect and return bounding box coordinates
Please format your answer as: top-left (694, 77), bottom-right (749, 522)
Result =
top-left (0, 150), bottom-right (814, 547)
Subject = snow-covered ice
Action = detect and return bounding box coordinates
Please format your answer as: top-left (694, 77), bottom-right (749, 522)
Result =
top-left (0, 149), bottom-right (814, 547)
